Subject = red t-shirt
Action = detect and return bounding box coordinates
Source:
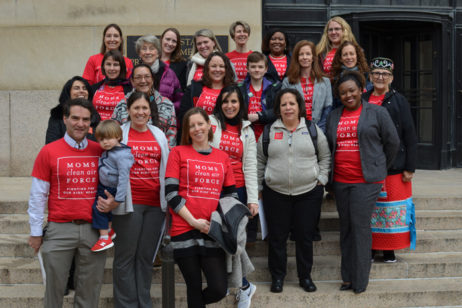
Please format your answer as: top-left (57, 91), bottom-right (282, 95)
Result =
top-left (31, 139), bottom-right (102, 223)
top-left (195, 86), bottom-right (222, 114)
top-left (164, 59), bottom-right (171, 67)
top-left (248, 84), bottom-right (264, 141)
top-left (226, 50), bottom-right (253, 82)
top-left (92, 84), bottom-right (126, 120)
top-left (323, 48), bottom-right (337, 75)
top-left (217, 124), bottom-right (245, 188)
top-left (127, 128), bottom-right (162, 207)
top-left (334, 105), bottom-right (366, 183)
top-left (269, 54), bottom-right (287, 80)
top-left (300, 77), bottom-right (314, 120)
top-left (82, 53), bottom-right (133, 85)
top-left (166, 145), bottom-right (236, 236)
top-left (368, 93), bottom-right (385, 106)
top-left (193, 65), bottom-right (204, 82)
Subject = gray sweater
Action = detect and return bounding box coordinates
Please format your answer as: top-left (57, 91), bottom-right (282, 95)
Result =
top-left (98, 144), bottom-right (134, 203)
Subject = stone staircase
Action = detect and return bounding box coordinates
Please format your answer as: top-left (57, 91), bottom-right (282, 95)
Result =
top-left (1, 170), bottom-right (462, 307)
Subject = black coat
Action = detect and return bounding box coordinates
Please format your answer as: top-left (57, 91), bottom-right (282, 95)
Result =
top-left (45, 104), bottom-right (101, 144)
top-left (362, 89), bottom-right (417, 174)
top-left (264, 53), bottom-right (291, 84)
top-left (169, 60), bottom-right (188, 91)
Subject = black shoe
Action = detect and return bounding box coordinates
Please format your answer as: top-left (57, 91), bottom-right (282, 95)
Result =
top-left (354, 288), bottom-right (366, 294)
top-left (339, 283), bottom-right (352, 291)
top-left (312, 233), bottom-right (322, 242)
top-left (270, 279), bottom-right (283, 293)
top-left (64, 286), bottom-right (70, 296)
top-left (299, 278), bottom-right (317, 292)
top-left (383, 250), bottom-right (397, 263)
top-left (371, 249), bottom-right (376, 263)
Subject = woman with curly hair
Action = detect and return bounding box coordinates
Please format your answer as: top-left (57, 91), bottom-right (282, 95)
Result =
top-left (331, 41), bottom-right (372, 108)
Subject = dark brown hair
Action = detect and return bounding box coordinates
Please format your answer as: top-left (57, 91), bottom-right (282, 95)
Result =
top-left (273, 88), bottom-right (306, 120)
top-left (261, 29), bottom-right (290, 55)
top-left (334, 70), bottom-right (365, 99)
top-left (180, 107), bottom-right (214, 145)
top-left (101, 50), bottom-right (127, 80)
top-left (201, 52), bottom-right (235, 88)
top-left (161, 28), bottom-right (185, 63)
top-left (331, 41), bottom-right (369, 78)
top-left (286, 40), bottom-right (324, 84)
top-left (246, 51), bottom-right (268, 67)
top-left (100, 24), bottom-right (124, 54)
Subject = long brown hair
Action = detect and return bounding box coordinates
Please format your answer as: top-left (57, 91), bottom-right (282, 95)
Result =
top-left (331, 41), bottom-right (369, 78)
top-left (161, 28), bottom-right (185, 63)
top-left (100, 24), bottom-right (124, 54)
top-left (286, 40), bottom-right (324, 84)
top-left (201, 52), bottom-right (235, 88)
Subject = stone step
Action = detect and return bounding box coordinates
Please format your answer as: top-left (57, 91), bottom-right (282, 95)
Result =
top-left (1, 277), bottom-right (462, 307)
top-left (4, 195), bottom-right (462, 215)
top-left (319, 210), bottom-right (462, 231)
top-left (2, 252), bottom-right (462, 285)
top-left (3, 209), bottom-right (462, 235)
top-left (3, 229), bottom-right (462, 258)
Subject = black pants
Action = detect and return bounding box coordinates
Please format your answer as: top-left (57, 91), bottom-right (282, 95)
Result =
top-left (175, 250), bottom-right (227, 308)
top-left (333, 182), bottom-right (382, 290)
top-left (263, 183), bottom-right (324, 280)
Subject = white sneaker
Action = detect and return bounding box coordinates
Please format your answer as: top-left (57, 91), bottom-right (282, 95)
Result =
top-left (237, 282), bottom-right (256, 308)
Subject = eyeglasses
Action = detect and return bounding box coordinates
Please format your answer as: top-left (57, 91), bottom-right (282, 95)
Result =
top-left (133, 75), bottom-right (152, 81)
top-left (328, 27), bottom-right (342, 33)
top-left (371, 72), bottom-right (393, 78)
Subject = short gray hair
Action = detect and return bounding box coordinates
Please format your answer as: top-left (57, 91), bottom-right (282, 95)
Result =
top-left (135, 35), bottom-right (161, 56)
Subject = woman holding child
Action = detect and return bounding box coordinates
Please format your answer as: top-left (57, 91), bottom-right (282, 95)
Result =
top-left (100, 91), bottom-right (169, 308)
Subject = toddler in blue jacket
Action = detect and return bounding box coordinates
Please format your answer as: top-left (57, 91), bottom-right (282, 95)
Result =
top-left (91, 120), bottom-right (134, 252)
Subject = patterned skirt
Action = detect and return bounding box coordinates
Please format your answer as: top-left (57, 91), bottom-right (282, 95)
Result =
top-left (371, 173), bottom-right (416, 250)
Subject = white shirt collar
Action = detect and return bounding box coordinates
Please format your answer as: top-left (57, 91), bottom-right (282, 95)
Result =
top-left (64, 132), bottom-right (88, 150)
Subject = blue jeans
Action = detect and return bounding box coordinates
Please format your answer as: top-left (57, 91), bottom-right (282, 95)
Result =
top-left (91, 183), bottom-right (115, 230)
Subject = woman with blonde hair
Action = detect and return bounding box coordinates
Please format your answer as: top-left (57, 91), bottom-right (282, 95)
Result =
top-left (186, 29), bottom-right (223, 86)
top-left (316, 17), bottom-right (357, 76)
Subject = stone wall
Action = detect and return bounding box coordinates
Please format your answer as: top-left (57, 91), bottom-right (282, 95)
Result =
top-left (1, 0), bottom-right (262, 176)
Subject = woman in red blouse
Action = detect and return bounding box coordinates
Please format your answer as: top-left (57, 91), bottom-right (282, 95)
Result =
top-left (261, 29), bottom-right (291, 83)
top-left (226, 21), bottom-right (253, 82)
top-left (83, 24), bottom-right (133, 85)
top-left (179, 51), bottom-right (235, 137)
top-left (165, 107), bottom-right (237, 307)
top-left (281, 40), bottom-right (333, 132)
top-left (91, 50), bottom-right (132, 121)
top-left (316, 17), bottom-right (357, 77)
top-left (326, 71), bottom-right (399, 294)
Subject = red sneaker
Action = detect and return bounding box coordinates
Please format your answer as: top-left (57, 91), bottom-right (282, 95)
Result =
top-left (108, 228), bottom-right (116, 240)
top-left (91, 237), bottom-right (114, 252)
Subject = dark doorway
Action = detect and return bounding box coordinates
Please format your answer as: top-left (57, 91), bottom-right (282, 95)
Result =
top-left (359, 21), bottom-right (441, 169)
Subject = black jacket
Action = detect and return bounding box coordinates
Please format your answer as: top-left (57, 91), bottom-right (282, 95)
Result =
top-left (45, 104), bottom-right (101, 144)
top-left (264, 53), bottom-right (291, 84)
top-left (238, 75), bottom-right (281, 125)
top-left (177, 80), bottom-right (205, 141)
top-left (363, 89), bottom-right (417, 174)
top-left (169, 60), bottom-right (188, 91)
